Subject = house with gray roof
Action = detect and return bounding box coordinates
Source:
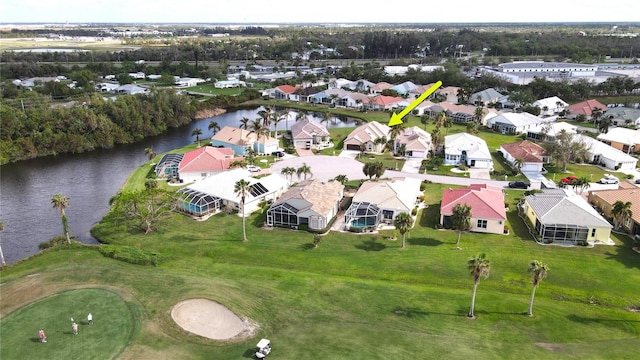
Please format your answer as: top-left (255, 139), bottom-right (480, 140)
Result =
top-left (605, 106), bottom-right (640, 127)
top-left (521, 188), bottom-right (612, 245)
top-left (290, 118), bottom-right (331, 149)
top-left (470, 88), bottom-right (504, 105)
top-left (266, 179), bottom-right (344, 230)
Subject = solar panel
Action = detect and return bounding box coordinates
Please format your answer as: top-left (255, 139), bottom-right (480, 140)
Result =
top-left (250, 183), bottom-right (269, 197)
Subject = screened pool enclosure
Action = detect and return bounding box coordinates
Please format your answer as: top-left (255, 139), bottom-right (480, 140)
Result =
top-left (344, 202), bottom-right (382, 229)
top-left (177, 188), bottom-right (221, 217)
top-left (155, 153), bottom-right (184, 178)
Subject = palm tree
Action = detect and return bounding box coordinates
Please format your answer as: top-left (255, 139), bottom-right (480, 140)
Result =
top-left (296, 163), bottom-right (312, 180)
top-left (431, 127), bottom-right (442, 153)
top-left (451, 203), bottom-right (472, 248)
top-left (334, 174), bottom-right (348, 185)
top-left (598, 118), bottom-right (611, 134)
top-left (281, 166), bottom-right (296, 183)
top-left (513, 158), bottom-right (525, 174)
top-left (592, 107), bottom-right (603, 127)
top-left (234, 179), bottom-right (251, 242)
top-left (239, 116), bottom-right (250, 130)
top-left (208, 121), bottom-right (220, 136)
top-left (144, 147), bottom-right (156, 163)
top-left (393, 212), bottom-right (413, 249)
top-left (473, 106), bottom-right (484, 124)
top-left (467, 253), bottom-right (491, 319)
top-left (527, 260), bottom-right (549, 316)
top-left (191, 128), bottom-right (203, 147)
top-left (611, 200), bottom-right (633, 230)
top-left (577, 176), bottom-right (590, 194)
top-left (51, 193), bottom-right (71, 244)
top-left (443, 115), bottom-right (453, 135)
top-left (0, 221), bottom-right (6, 268)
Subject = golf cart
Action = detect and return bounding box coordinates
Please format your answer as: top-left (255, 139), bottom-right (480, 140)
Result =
top-left (255, 338), bottom-right (271, 359)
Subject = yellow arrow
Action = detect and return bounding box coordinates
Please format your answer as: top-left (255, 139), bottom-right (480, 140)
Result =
top-left (388, 80), bottom-right (443, 126)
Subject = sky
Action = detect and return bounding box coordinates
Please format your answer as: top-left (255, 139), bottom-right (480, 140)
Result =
top-left (1, 0), bottom-right (639, 24)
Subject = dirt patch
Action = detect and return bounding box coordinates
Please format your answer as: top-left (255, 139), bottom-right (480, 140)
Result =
top-left (171, 298), bottom-right (256, 340)
top-left (535, 342), bottom-right (565, 352)
top-left (194, 108), bottom-right (226, 120)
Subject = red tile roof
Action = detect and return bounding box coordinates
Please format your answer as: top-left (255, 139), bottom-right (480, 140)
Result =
top-left (440, 184), bottom-right (506, 220)
top-left (179, 146), bottom-right (242, 173)
top-left (276, 85), bottom-right (297, 94)
top-left (567, 99), bottom-right (607, 116)
top-left (501, 140), bottom-right (547, 163)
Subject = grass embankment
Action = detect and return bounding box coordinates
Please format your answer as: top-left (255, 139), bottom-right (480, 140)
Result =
top-left (1, 165), bottom-right (639, 359)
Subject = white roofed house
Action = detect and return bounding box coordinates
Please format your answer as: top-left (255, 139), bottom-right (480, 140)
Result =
top-left (343, 121), bottom-right (391, 153)
top-left (533, 96), bottom-right (568, 116)
top-left (177, 168), bottom-right (289, 217)
top-left (394, 126), bottom-right (432, 158)
top-left (344, 177), bottom-right (422, 230)
top-left (266, 179), bottom-right (344, 231)
top-left (444, 133), bottom-right (493, 169)
top-left (290, 118), bottom-right (331, 150)
top-left (114, 84), bottom-right (149, 95)
top-left (578, 134), bottom-right (638, 171)
top-left (596, 127), bottom-right (640, 154)
top-left (485, 112), bottom-right (547, 135)
top-left (526, 121), bottom-right (577, 142)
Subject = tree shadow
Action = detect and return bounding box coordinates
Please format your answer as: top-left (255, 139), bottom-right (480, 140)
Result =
top-left (604, 233), bottom-right (640, 271)
top-left (355, 238), bottom-right (386, 251)
top-left (408, 237), bottom-right (444, 247)
top-left (419, 203), bottom-right (441, 228)
top-left (299, 243), bottom-right (315, 251)
top-left (30, 337), bottom-right (43, 343)
top-left (241, 348), bottom-right (256, 358)
top-left (391, 307), bottom-right (460, 318)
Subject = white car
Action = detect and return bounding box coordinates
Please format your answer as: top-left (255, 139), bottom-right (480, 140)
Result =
top-left (246, 165), bottom-right (261, 172)
top-left (599, 174), bottom-right (619, 184)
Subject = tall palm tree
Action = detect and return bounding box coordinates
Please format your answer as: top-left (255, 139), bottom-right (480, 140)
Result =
top-left (431, 127), bottom-right (442, 153)
top-left (527, 260), bottom-right (549, 316)
top-left (443, 115), bottom-right (453, 135)
top-left (611, 200), bottom-right (633, 230)
top-left (451, 203), bottom-right (472, 248)
top-left (473, 106), bottom-right (484, 124)
top-left (513, 158), bottom-right (525, 174)
top-left (281, 166), bottom-right (296, 183)
top-left (0, 221), bottom-right (6, 268)
top-left (144, 147), bottom-right (156, 162)
top-left (234, 179), bottom-right (251, 242)
top-left (296, 163), bottom-right (312, 180)
top-left (239, 117), bottom-right (251, 130)
top-left (191, 128), bottom-right (203, 147)
top-left (468, 253), bottom-right (491, 319)
top-left (51, 193), bottom-right (71, 244)
top-left (393, 212), bottom-right (413, 249)
top-left (208, 121), bottom-right (220, 136)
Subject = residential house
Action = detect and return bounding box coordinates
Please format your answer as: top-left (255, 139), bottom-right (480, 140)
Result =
top-left (343, 121), bottom-right (391, 153)
top-left (175, 77), bottom-right (205, 87)
top-left (155, 153), bottom-right (185, 179)
top-left (369, 82), bottom-right (394, 94)
top-left (444, 133), bottom-right (493, 169)
top-left (566, 99), bottom-right (607, 119)
top-left (427, 102), bottom-right (495, 124)
top-left (344, 177), bottom-right (422, 229)
top-left (211, 126), bottom-right (279, 155)
top-left (533, 96), bottom-right (568, 116)
top-left (526, 121), bottom-right (577, 142)
top-left (290, 118), bottom-right (331, 149)
top-left (128, 72), bottom-right (146, 79)
top-left (394, 126), bottom-right (432, 158)
top-left (596, 127), bottom-right (640, 154)
top-left (522, 188), bottom-right (612, 245)
top-left (435, 86), bottom-right (460, 104)
top-left (412, 100), bottom-right (438, 116)
top-left (271, 84), bottom-right (298, 101)
top-left (588, 184), bottom-right (640, 235)
top-left (470, 88), bottom-right (504, 105)
top-left (177, 168), bottom-right (289, 217)
top-left (363, 95), bottom-right (406, 111)
top-left (390, 81), bottom-right (419, 96)
top-left (266, 179), bottom-right (344, 230)
top-left (578, 134), bottom-right (638, 171)
top-left (95, 82), bottom-right (119, 93)
top-left (604, 107), bottom-right (640, 127)
top-left (440, 184), bottom-right (507, 235)
top-left (114, 84), bottom-right (149, 95)
top-left (295, 87), bottom-right (321, 103)
top-left (214, 79), bottom-right (246, 88)
top-left (499, 140), bottom-right (548, 173)
top-left (176, 146), bottom-right (244, 183)
top-left (486, 112), bottom-right (548, 134)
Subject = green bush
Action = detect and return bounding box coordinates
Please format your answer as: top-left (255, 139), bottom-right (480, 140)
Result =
top-left (38, 236), bottom-right (69, 250)
top-left (98, 245), bottom-right (166, 266)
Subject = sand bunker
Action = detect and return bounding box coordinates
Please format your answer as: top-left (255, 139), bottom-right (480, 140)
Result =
top-left (171, 298), bottom-right (250, 340)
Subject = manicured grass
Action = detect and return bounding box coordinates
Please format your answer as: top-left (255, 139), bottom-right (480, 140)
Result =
top-left (0, 288), bottom-right (134, 360)
top-left (357, 152), bottom-right (406, 171)
top-left (185, 84), bottom-right (245, 95)
top-left (2, 178), bottom-right (639, 359)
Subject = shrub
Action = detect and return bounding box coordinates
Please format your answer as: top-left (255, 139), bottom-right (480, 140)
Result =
top-left (459, 164), bottom-right (468, 171)
top-left (411, 206), bottom-right (418, 216)
top-left (98, 245), bottom-right (166, 266)
top-left (38, 236), bottom-right (69, 250)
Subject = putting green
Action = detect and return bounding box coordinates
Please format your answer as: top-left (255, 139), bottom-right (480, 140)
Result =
top-left (0, 288), bottom-right (134, 360)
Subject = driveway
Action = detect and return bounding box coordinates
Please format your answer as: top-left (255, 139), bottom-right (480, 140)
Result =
top-left (271, 155), bottom-right (370, 182)
top-left (295, 147), bottom-right (315, 157)
top-left (401, 158), bottom-right (422, 174)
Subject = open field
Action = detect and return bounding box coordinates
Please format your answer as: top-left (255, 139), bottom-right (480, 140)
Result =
top-left (0, 38), bottom-right (140, 52)
top-left (1, 169), bottom-right (639, 359)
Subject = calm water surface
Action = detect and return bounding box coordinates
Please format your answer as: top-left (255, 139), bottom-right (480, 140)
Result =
top-left (0, 107), bottom-right (358, 264)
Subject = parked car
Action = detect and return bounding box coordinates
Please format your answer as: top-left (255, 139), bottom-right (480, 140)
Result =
top-left (635, 178), bottom-right (640, 184)
top-left (560, 175), bottom-right (578, 184)
top-left (271, 151), bottom-right (285, 157)
top-left (246, 165), bottom-right (261, 172)
top-left (599, 174), bottom-right (619, 184)
top-left (508, 181), bottom-right (530, 189)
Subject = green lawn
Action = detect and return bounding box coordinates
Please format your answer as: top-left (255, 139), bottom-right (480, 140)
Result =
top-left (2, 177), bottom-right (639, 359)
top-left (0, 288), bottom-right (134, 360)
